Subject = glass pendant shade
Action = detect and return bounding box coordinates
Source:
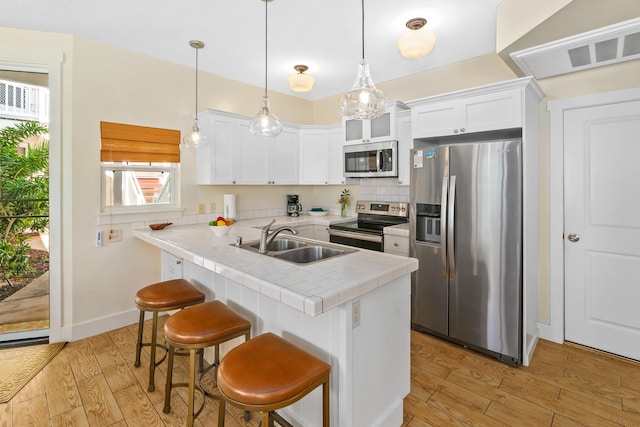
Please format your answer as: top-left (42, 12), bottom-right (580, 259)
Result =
top-left (183, 40), bottom-right (207, 148)
top-left (340, 60), bottom-right (386, 120)
top-left (288, 65), bottom-right (315, 92)
top-left (183, 119), bottom-right (207, 148)
top-left (249, 95), bottom-right (282, 137)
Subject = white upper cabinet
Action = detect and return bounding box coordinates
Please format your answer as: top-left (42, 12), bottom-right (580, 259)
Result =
top-left (270, 125), bottom-right (299, 185)
top-left (396, 110), bottom-right (412, 186)
top-left (197, 110), bottom-right (297, 185)
top-left (410, 81), bottom-right (527, 139)
top-left (235, 122), bottom-right (298, 185)
top-left (328, 125), bottom-right (346, 185)
top-left (299, 127), bottom-right (330, 184)
top-left (196, 110), bottom-right (237, 185)
top-left (342, 101), bottom-right (409, 144)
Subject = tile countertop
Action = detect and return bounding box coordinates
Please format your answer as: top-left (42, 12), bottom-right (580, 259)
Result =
top-left (133, 215), bottom-right (418, 317)
top-left (383, 222), bottom-right (410, 237)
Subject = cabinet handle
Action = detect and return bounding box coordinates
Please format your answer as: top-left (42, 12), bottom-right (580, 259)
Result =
top-left (232, 181), bottom-right (236, 184)
top-left (460, 127), bottom-right (466, 132)
top-left (176, 260), bottom-right (182, 265)
top-left (394, 243), bottom-right (399, 247)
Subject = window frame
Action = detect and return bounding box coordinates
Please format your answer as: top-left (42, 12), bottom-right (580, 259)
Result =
top-left (100, 161), bottom-right (180, 215)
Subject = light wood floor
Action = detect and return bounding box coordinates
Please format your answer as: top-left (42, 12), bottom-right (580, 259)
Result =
top-left (1, 318), bottom-right (640, 426)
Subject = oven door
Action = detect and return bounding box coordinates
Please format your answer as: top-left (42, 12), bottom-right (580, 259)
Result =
top-left (328, 229), bottom-right (384, 252)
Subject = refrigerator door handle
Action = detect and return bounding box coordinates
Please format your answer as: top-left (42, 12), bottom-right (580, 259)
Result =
top-left (448, 175), bottom-right (457, 278)
top-left (440, 176), bottom-right (449, 277)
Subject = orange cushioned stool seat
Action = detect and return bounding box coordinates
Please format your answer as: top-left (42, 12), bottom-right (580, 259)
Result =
top-left (163, 300), bottom-right (251, 427)
top-left (134, 278), bottom-right (205, 392)
top-left (217, 332), bottom-right (331, 427)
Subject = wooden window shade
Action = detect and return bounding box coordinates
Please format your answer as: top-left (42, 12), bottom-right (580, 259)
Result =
top-left (100, 121), bottom-right (181, 163)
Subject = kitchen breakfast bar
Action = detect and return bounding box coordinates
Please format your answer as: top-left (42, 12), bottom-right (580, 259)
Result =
top-left (134, 218), bottom-right (418, 426)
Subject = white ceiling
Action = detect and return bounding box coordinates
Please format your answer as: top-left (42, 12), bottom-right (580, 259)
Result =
top-left (0, 0), bottom-right (503, 100)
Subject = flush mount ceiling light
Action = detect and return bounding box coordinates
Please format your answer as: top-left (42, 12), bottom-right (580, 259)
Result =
top-left (288, 65), bottom-right (315, 92)
top-left (398, 18), bottom-right (436, 59)
top-left (340, 0), bottom-right (386, 120)
top-left (183, 40), bottom-right (207, 148)
top-left (249, 0), bottom-right (282, 137)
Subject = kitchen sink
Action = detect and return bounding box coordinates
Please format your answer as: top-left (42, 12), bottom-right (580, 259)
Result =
top-left (235, 238), bottom-right (356, 264)
top-left (249, 239), bottom-right (306, 251)
top-left (272, 246), bottom-right (346, 264)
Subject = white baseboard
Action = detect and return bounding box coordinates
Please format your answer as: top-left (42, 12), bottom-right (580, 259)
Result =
top-left (69, 309), bottom-right (140, 342)
top-left (538, 321), bottom-right (563, 344)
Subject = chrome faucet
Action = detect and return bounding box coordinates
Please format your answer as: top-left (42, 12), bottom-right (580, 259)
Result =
top-left (259, 219), bottom-right (299, 254)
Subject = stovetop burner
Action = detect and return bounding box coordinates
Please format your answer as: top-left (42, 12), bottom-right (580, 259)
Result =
top-left (330, 201), bottom-right (408, 235)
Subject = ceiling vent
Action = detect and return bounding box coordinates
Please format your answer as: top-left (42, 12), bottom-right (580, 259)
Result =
top-left (511, 18), bottom-right (640, 79)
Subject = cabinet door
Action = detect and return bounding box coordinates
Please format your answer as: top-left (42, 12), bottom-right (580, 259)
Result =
top-left (369, 112), bottom-right (392, 142)
top-left (344, 118), bottom-right (363, 143)
top-left (196, 112), bottom-right (237, 184)
top-left (412, 100), bottom-right (460, 138)
top-left (384, 235), bottom-right (409, 256)
top-left (328, 126), bottom-right (346, 185)
top-left (235, 121), bottom-right (269, 184)
top-left (313, 224), bottom-right (330, 242)
top-left (299, 129), bottom-right (329, 184)
top-left (162, 251), bottom-right (183, 280)
top-left (396, 111), bottom-right (412, 186)
top-left (270, 125), bottom-right (298, 184)
top-left (462, 90), bottom-right (522, 133)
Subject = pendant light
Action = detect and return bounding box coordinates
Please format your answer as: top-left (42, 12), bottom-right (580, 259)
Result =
top-left (340, 0), bottom-right (386, 120)
top-left (249, 0), bottom-right (282, 137)
top-left (183, 40), bottom-right (207, 148)
top-left (288, 65), bottom-right (315, 92)
top-left (398, 18), bottom-right (436, 58)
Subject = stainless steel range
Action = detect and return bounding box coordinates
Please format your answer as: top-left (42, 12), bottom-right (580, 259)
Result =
top-left (329, 201), bottom-right (408, 252)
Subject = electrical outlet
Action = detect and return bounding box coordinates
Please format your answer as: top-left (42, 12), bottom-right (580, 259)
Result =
top-left (209, 202), bottom-right (216, 213)
top-left (352, 301), bottom-right (361, 328)
top-left (198, 203), bottom-right (205, 214)
top-left (107, 228), bottom-right (122, 242)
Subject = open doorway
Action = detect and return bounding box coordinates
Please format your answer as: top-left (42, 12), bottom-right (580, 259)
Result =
top-left (0, 71), bottom-right (50, 346)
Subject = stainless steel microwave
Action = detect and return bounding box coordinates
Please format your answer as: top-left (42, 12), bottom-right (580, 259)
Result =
top-left (343, 140), bottom-right (398, 178)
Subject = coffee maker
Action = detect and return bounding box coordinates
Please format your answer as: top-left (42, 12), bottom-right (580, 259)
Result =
top-left (287, 195), bottom-right (302, 216)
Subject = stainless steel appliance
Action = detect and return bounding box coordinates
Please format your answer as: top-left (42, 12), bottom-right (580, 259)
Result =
top-left (343, 141), bottom-right (398, 178)
top-left (329, 201), bottom-right (407, 252)
top-left (410, 137), bottom-right (523, 366)
top-left (287, 194), bottom-right (302, 216)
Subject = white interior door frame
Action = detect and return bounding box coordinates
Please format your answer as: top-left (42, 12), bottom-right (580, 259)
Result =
top-left (545, 87), bottom-right (640, 344)
top-left (0, 47), bottom-right (63, 343)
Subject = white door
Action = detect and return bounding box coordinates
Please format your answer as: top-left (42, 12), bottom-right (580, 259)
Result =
top-left (564, 100), bottom-right (640, 360)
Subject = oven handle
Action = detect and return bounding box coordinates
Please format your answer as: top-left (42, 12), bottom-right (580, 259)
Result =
top-left (328, 229), bottom-right (383, 243)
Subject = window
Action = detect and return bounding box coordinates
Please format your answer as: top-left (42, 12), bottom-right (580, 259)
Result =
top-left (101, 162), bottom-right (178, 212)
top-left (100, 121), bottom-right (181, 213)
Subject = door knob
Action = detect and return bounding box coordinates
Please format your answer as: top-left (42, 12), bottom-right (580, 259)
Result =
top-left (567, 233), bottom-right (580, 242)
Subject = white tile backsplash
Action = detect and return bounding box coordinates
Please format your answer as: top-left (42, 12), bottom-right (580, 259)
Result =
top-left (359, 178), bottom-right (409, 203)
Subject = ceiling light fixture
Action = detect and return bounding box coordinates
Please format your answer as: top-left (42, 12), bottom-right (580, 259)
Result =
top-left (249, 0), bottom-right (282, 137)
top-left (288, 65), bottom-right (315, 92)
top-left (340, 0), bottom-right (386, 120)
top-left (183, 40), bottom-right (207, 148)
top-left (398, 18), bottom-right (436, 59)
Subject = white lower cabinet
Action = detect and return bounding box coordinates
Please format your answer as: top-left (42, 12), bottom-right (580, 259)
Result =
top-left (161, 251), bottom-right (183, 280)
top-left (313, 224), bottom-right (330, 242)
top-left (295, 225), bottom-right (314, 239)
top-left (384, 235), bottom-right (409, 256)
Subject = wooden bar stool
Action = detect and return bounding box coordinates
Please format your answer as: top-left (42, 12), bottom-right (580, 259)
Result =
top-left (163, 300), bottom-right (251, 427)
top-left (134, 278), bottom-right (205, 392)
top-left (217, 332), bottom-right (331, 427)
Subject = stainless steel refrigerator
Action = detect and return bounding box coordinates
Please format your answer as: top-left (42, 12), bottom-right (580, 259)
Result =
top-left (409, 138), bottom-right (523, 366)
